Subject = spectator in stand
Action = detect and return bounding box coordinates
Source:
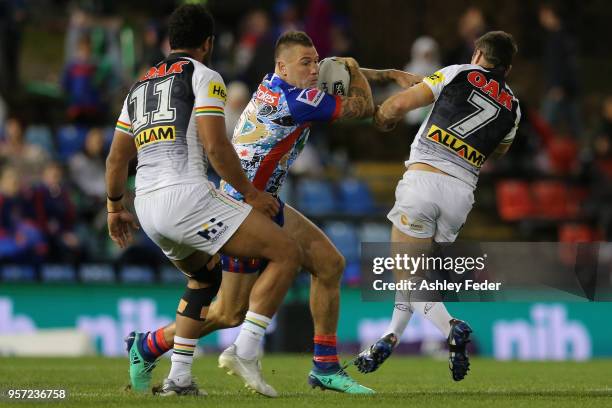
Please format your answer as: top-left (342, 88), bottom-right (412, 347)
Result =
top-left (235, 9), bottom-right (274, 90)
top-left (69, 127), bottom-right (106, 201)
top-left (224, 81), bottom-right (251, 139)
top-left (0, 165), bottom-right (47, 262)
top-left (140, 21), bottom-right (166, 71)
top-left (403, 36), bottom-right (441, 127)
top-left (0, 117), bottom-right (49, 183)
top-left (32, 162), bottom-right (82, 261)
top-left (444, 7), bottom-right (486, 66)
top-left (304, 0), bottom-right (332, 58)
top-left (272, 0), bottom-right (303, 40)
top-left (0, 0), bottom-right (26, 97)
top-left (539, 3), bottom-right (582, 138)
top-left (61, 35), bottom-right (105, 124)
top-left (592, 96), bottom-right (612, 162)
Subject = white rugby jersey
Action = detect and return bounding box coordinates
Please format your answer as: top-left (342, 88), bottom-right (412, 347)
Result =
top-left (407, 64), bottom-right (521, 188)
top-left (115, 53), bottom-right (227, 195)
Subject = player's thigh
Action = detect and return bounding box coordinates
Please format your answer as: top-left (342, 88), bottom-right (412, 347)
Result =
top-left (171, 250), bottom-right (212, 277)
top-left (283, 204), bottom-right (342, 277)
top-left (387, 172), bottom-right (438, 240)
top-left (434, 182), bottom-right (474, 243)
top-left (391, 225), bottom-right (432, 281)
top-left (220, 209), bottom-right (297, 262)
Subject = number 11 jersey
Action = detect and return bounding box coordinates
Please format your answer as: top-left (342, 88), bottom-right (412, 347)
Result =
top-left (115, 53), bottom-right (227, 195)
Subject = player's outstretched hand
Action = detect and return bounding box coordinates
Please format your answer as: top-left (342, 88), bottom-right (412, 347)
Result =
top-left (108, 209), bottom-right (139, 249)
top-left (391, 70), bottom-right (423, 89)
top-left (244, 190), bottom-right (280, 218)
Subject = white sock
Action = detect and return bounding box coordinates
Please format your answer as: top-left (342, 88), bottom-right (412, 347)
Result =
top-left (411, 302), bottom-right (452, 337)
top-left (383, 292), bottom-right (413, 343)
top-left (234, 311), bottom-right (271, 360)
top-left (168, 336), bottom-right (197, 387)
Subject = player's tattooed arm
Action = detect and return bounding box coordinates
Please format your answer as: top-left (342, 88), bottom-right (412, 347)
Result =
top-left (336, 58), bottom-right (375, 120)
top-left (360, 68), bottom-right (423, 88)
top-left (374, 82), bottom-right (435, 132)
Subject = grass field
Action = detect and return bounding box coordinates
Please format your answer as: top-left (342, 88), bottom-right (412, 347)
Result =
top-left (1, 355), bottom-right (611, 407)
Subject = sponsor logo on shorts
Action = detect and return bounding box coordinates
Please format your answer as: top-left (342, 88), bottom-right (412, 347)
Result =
top-left (400, 214), bottom-right (424, 232)
top-left (197, 218), bottom-right (229, 243)
top-left (134, 126), bottom-right (175, 150)
top-left (426, 124), bottom-right (486, 168)
top-left (296, 88), bottom-right (325, 107)
top-left (208, 81), bottom-right (227, 102)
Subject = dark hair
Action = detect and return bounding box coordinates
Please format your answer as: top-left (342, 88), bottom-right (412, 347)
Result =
top-left (168, 4), bottom-right (215, 50)
top-left (274, 31), bottom-right (314, 60)
top-left (474, 31), bottom-right (518, 70)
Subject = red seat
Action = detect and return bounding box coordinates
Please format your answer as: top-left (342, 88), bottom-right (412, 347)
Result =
top-left (531, 181), bottom-right (569, 219)
top-left (496, 180), bottom-right (533, 221)
top-left (547, 137), bottom-right (578, 175)
top-left (559, 223), bottom-right (595, 242)
top-left (558, 223), bottom-right (599, 266)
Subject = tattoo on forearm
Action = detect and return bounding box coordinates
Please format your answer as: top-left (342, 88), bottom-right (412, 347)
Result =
top-left (342, 97), bottom-right (369, 119)
top-left (361, 68), bottom-right (393, 83)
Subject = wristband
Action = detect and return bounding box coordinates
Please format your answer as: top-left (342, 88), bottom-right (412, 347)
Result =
top-left (107, 193), bottom-right (124, 202)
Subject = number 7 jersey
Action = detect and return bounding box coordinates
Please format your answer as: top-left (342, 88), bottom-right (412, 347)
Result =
top-left (115, 53), bottom-right (227, 195)
top-left (408, 64), bottom-right (521, 189)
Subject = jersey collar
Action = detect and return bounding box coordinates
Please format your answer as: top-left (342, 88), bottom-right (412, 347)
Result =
top-left (166, 52), bottom-right (193, 60)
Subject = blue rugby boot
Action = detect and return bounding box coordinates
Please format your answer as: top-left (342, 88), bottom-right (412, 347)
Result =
top-left (448, 319), bottom-right (472, 381)
top-left (354, 333), bottom-right (397, 374)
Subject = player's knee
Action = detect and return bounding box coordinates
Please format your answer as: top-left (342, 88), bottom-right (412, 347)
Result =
top-left (321, 251), bottom-right (345, 284)
top-left (210, 308), bottom-right (246, 329)
top-left (222, 310), bottom-right (246, 328)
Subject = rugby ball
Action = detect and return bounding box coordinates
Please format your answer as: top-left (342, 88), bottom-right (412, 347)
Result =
top-left (317, 57), bottom-right (350, 96)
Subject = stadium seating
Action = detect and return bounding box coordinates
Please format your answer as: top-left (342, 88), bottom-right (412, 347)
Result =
top-left (41, 264), bottom-right (77, 283)
top-left (558, 223), bottom-right (599, 243)
top-left (495, 180), bottom-right (534, 221)
top-left (159, 265), bottom-right (188, 284)
top-left (296, 179), bottom-right (336, 215)
top-left (79, 264), bottom-right (116, 284)
top-left (119, 265), bottom-right (155, 284)
top-left (56, 125), bottom-right (88, 161)
top-left (359, 222), bottom-right (390, 242)
top-left (337, 178), bottom-right (374, 214)
top-left (323, 221), bottom-right (359, 262)
top-left (1, 264), bottom-right (37, 282)
top-left (25, 125), bottom-right (55, 156)
top-left (531, 180), bottom-right (570, 219)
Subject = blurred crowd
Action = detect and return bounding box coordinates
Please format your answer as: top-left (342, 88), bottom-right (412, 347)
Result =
top-left (0, 1), bottom-right (611, 272)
